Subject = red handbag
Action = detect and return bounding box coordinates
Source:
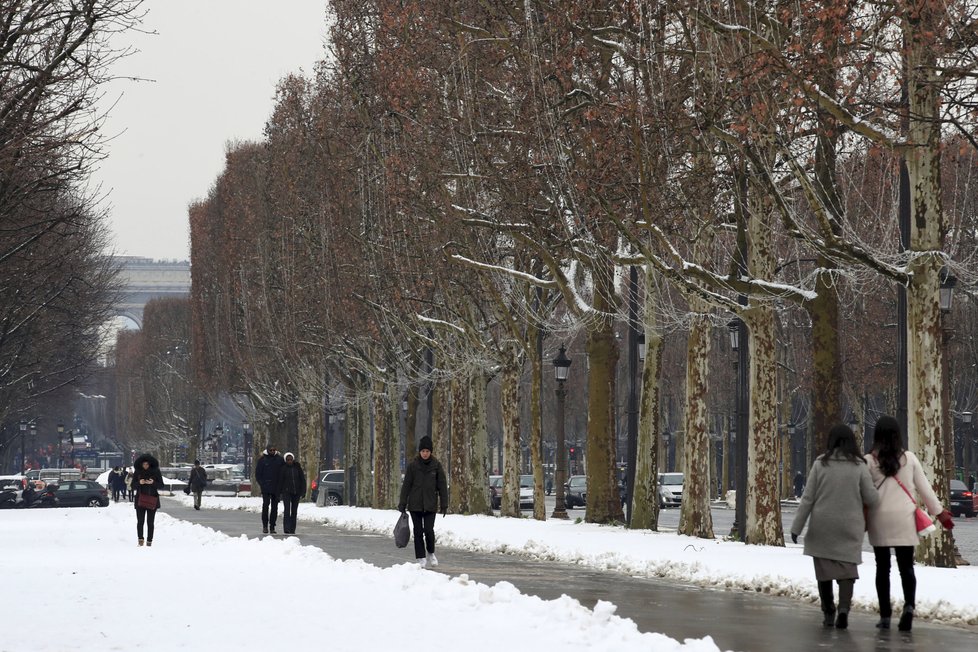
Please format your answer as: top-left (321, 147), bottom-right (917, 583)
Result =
top-left (137, 492), bottom-right (158, 510)
top-left (893, 477), bottom-right (936, 538)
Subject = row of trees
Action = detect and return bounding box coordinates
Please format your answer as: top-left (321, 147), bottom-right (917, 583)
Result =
top-left (188, 1), bottom-right (978, 566)
top-left (0, 1), bottom-right (143, 470)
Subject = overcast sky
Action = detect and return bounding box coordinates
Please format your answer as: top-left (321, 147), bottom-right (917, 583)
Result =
top-left (92, 1), bottom-right (328, 262)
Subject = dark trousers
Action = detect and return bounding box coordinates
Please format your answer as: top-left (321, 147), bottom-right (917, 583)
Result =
top-left (136, 506), bottom-right (156, 542)
top-left (112, 488), bottom-right (121, 502)
top-left (261, 493), bottom-right (279, 528)
top-left (192, 490), bottom-right (202, 509)
top-left (874, 546), bottom-right (916, 616)
top-left (282, 493), bottom-right (300, 533)
top-left (410, 511), bottom-right (437, 559)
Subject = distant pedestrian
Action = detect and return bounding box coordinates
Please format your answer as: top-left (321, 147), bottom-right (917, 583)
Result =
top-left (278, 452), bottom-right (306, 534)
top-left (397, 436), bottom-right (448, 569)
top-left (793, 472), bottom-right (805, 499)
top-left (255, 445), bottom-right (284, 534)
top-left (125, 467), bottom-right (135, 502)
top-left (132, 453), bottom-right (164, 547)
top-left (865, 415), bottom-right (953, 631)
top-left (970, 474), bottom-right (976, 493)
top-left (790, 424), bottom-right (879, 629)
top-left (108, 467), bottom-right (121, 502)
top-left (188, 460), bottom-right (208, 510)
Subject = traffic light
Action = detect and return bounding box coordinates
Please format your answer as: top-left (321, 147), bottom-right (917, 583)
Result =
top-left (569, 446), bottom-right (577, 461)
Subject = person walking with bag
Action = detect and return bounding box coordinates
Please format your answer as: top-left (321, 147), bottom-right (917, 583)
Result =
top-left (278, 452), bottom-right (306, 534)
top-left (398, 436), bottom-right (448, 568)
top-left (865, 415), bottom-right (953, 631)
top-left (255, 445), bottom-right (284, 534)
top-left (132, 453), bottom-right (164, 547)
top-left (790, 424), bottom-right (880, 629)
top-left (188, 460), bottom-right (208, 510)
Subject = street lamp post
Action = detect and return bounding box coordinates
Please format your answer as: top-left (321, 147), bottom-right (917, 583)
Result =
top-left (242, 421), bottom-right (251, 473)
top-left (57, 424), bottom-right (64, 469)
top-left (215, 424), bottom-right (224, 464)
top-left (962, 412), bottom-right (974, 490)
top-left (551, 344), bottom-right (572, 520)
top-left (729, 318), bottom-right (748, 542)
top-left (29, 423), bottom-right (36, 472)
top-left (19, 420), bottom-right (27, 473)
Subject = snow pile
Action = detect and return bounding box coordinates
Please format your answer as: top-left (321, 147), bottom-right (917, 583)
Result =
top-left (181, 495), bottom-right (978, 626)
top-left (0, 507), bottom-right (722, 652)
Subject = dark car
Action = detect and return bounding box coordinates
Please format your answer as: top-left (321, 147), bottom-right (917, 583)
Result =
top-left (311, 469), bottom-right (345, 506)
top-left (565, 475), bottom-right (586, 508)
top-left (52, 480), bottom-right (110, 507)
top-left (949, 479), bottom-right (975, 518)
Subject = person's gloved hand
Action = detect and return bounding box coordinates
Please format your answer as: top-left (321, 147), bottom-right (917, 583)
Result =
top-left (936, 510), bottom-right (954, 530)
top-left (398, 505), bottom-right (405, 514)
top-left (790, 533), bottom-right (798, 544)
top-left (441, 509), bottom-right (447, 517)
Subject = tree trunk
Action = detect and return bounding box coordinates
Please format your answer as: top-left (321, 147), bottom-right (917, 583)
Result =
top-left (448, 374), bottom-right (468, 513)
top-left (372, 379), bottom-right (394, 509)
top-left (808, 268), bottom-right (842, 466)
top-left (585, 310), bottom-right (624, 524)
top-left (500, 350), bottom-right (522, 517)
top-left (431, 380), bottom-right (449, 469)
top-left (467, 370), bottom-right (491, 515)
top-left (679, 310), bottom-right (714, 538)
top-left (298, 391), bottom-right (323, 500)
top-left (405, 384), bottom-right (419, 465)
top-left (630, 273), bottom-right (663, 530)
top-left (529, 323), bottom-right (546, 521)
top-left (353, 389), bottom-right (373, 508)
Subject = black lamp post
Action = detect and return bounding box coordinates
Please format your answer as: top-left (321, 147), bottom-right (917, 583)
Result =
top-left (729, 317), bottom-right (748, 542)
top-left (29, 422), bottom-right (36, 471)
top-left (243, 421), bottom-right (251, 473)
top-left (57, 423), bottom-right (64, 469)
top-left (962, 412), bottom-right (974, 490)
top-left (19, 419), bottom-right (27, 473)
top-left (552, 344), bottom-right (572, 520)
top-left (215, 424), bottom-right (224, 464)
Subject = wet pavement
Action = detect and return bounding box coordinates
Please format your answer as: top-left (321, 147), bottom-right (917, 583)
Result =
top-left (162, 500), bottom-right (976, 651)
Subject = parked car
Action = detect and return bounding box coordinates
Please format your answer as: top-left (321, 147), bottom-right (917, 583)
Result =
top-left (311, 469), bottom-right (345, 505)
top-left (949, 479), bottom-right (975, 518)
top-left (565, 474), bottom-right (586, 508)
top-left (489, 475), bottom-right (502, 509)
top-left (490, 475), bottom-right (535, 510)
top-left (659, 472), bottom-right (684, 508)
top-left (0, 474), bottom-right (26, 507)
top-left (52, 480), bottom-right (110, 507)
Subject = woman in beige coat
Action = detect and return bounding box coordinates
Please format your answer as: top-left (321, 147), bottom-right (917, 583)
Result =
top-left (865, 415), bottom-right (954, 631)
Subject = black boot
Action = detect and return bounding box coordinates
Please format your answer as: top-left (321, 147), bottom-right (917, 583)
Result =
top-left (818, 581), bottom-right (836, 627)
top-left (898, 605), bottom-right (914, 632)
top-left (876, 617), bottom-right (891, 629)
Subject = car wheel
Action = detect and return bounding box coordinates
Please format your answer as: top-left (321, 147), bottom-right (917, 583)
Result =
top-left (326, 493), bottom-right (341, 507)
top-left (87, 497), bottom-right (102, 507)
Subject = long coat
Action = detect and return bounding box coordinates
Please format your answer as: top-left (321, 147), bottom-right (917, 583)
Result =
top-left (189, 466), bottom-right (208, 491)
top-left (132, 453), bottom-right (164, 509)
top-left (255, 451), bottom-right (284, 494)
top-left (278, 461), bottom-right (306, 497)
top-left (398, 455), bottom-right (448, 513)
top-left (790, 451), bottom-right (880, 564)
top-left (865, 450), bottom-right (943, 547)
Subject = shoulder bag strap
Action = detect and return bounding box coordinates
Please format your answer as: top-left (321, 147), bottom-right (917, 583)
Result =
top-left (892, 476), bottom-right (917, 505)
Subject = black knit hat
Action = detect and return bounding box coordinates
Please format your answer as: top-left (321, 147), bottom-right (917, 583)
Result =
top-left (418, 436), bottom-right (433, 452)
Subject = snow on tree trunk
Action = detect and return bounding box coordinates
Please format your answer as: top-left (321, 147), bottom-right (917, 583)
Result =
top-left (630, 278), bottom-right (663, 530)
top-left (679, 308), bottom-right (714, 538)
top-left (529, 323), bottom-right (546, 521)
top-left (298, 391), bottom-right (323, 499)
top-left (467, 370), bottom-right (492, 515)
top-left (500, 351), bottom-right (522, 517)
top-left (585, 312), bottom-right (624, 524)
top-left (448, 375), bottom-right (468, 513)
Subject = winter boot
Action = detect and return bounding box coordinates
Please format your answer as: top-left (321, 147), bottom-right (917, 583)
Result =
top-left (836, 579), bottom-right (854, 629)
top-left (876, 617), bottom-right (891, 629)
top-left (417, 557), bottom-right (427, 569)
top-left (817, 581), bottom-right (836, 627)
top-left (137, 539), bottom-right (144, 547)
top-left (427, 552), bottom-right (439, 567)
top-left (898, 605), bottom-right (914, 632)
top-left (262, 526), bottom-right (268, 534)
top-left (146, 540), bottom-right (152, 547)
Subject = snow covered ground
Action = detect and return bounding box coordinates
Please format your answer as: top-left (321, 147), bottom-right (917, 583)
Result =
top-left (179, 495), bottom-right (978, 627)
top-left (0, 506), bottom-right (721, 652)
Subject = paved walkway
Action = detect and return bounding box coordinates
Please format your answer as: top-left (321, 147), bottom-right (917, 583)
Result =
top-left (162, 500), bottom-right (975, 651)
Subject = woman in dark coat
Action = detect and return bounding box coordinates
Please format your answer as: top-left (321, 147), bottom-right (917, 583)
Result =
top-left (133, 453), bottom-right (164, 547)
top-left (277, 452), bottom-right (306, 534)
top-left (398, 436), bottom-right (448, 568)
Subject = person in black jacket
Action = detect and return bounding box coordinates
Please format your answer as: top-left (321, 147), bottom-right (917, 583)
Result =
top-left (255, 446), bottom-right (285, 534)
top-left (278, 452), bottom-right (306, 534)
top-left (133, 453), bottom-right (164, 547)
top-left (108, 467), bottom-right (121, 502)
top-left (188, 460), bottom-right (208, 510)
top-left (398, 436), bottom-right (448, 568)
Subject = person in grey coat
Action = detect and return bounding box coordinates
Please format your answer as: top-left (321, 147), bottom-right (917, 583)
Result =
top-left (398, 436), bottom-right (448, 568)
top-left (790, 424), bottom-right (879, 629)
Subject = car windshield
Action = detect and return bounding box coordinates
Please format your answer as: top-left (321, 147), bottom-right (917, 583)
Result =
top-left (519, 475), bottom-right (534, 488)
top-left (950, 480), bottom-right (967, 490)
top-left (660, 473), bottom-right (684, 485)
top-left (569, 476), bottom-right (585, 488)
top-left (490, 477), bottom-right (502, 487)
